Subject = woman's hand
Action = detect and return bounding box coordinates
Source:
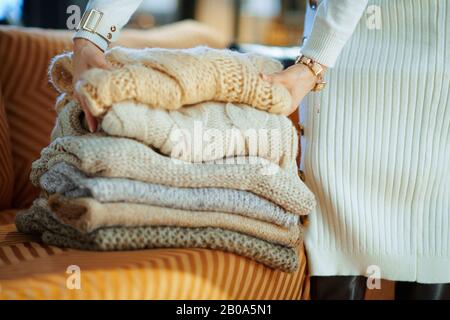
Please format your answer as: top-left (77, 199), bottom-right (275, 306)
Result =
top-left (72, 38), bottom-right (111, 132)
top-left (262, 63), bottom-right (326, 115)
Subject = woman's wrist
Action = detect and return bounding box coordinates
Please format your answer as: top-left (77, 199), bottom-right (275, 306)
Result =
top-left (292, 63), bottom-right (318, 92)
top-left (261, 61), bottom-right (325, 113)
top-left (74, 38), bottom-right (91, 49)
top-left (295, 55), bottom-right (327, 92)
top-left (73, 37), bottom-right (105, 53)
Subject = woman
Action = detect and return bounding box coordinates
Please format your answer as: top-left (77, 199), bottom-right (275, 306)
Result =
top-left (300, 0), bottom-right (450, 300)
top-left (73, 0), bottom-right (450, 299)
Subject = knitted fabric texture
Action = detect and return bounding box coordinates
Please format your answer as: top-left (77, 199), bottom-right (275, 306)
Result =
top-left (47, 194), bottom-right (300, 247)
top-left (31, 136), bottom-right (316, 216)
top-left (50, 100), bottom-right (87, 140)
top-left (15, 199), bottom-right (299, 272)
top-left (40, 162), bottom-right (299, 227)
top-left (102, 101), bottom-right (298, 170)
top-left (49, 46), bottom-right (293, 116)
top-left (53, 99), bottom-right (298, 170)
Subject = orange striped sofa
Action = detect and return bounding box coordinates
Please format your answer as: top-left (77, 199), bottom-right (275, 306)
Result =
top-left (0, 23), bottom-right (309, 300)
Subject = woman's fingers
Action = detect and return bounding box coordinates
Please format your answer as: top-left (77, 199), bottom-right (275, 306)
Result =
top-left (261, 72), bottom-right (287, 86)
top-left (72, 39), bottom-right (111, 133)
top-left (260, 73), bottom-right (272, 83)
top-left (73, 83), bottom-right (96, 132)
top-left (261, 63), bottom-right (318, 114)
top-left (80, 95), bottom-right (97, 133)
top-left (90, 55), bottom-right (112, 70)
top-left (85, 112), bottom-right (98, 133)
top-left (261, 71), bottom-right (299, 114)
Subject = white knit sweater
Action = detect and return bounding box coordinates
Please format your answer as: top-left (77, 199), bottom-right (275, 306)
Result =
top-left (302, 0), bottom-right (450, 283)
top-left (301, 0), bottom-right (368, 67)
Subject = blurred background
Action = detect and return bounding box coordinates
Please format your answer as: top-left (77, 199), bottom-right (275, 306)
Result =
top-left (0, 0), bottom-right (306, 47)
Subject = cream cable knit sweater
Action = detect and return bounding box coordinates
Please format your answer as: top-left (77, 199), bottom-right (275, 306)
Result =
top-left (54, 99), bottom-right (298, 170)
top-left (47, 195), bottom-right (300, 247)
top-left (31, 136), bottom-right (315, 216)
top-left (49, 47), bottom-right (293, 116)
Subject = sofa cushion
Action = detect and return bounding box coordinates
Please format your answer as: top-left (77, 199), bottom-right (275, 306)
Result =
top-left (0, 21), bottom-right (229, 209)
top-left (0, 28), bottom-right (68, 209)
top-left (0, 87), bottom-right (14, 210)
top-left (0, 209), bottom-right (309, 299)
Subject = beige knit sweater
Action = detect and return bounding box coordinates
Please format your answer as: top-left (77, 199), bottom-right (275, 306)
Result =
top-left (48, 195), bottom-right (300, 247)
top-left (49, 46), bottom-right (293, 117)
top-left (31, 135), bottom-right (316, 216)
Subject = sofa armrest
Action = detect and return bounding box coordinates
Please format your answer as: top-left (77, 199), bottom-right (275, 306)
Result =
top-left (0, 86), bottom-right (14, 210)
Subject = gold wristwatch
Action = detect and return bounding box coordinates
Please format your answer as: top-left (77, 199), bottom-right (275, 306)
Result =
top-left (295, 55), bottom-right (326, 92)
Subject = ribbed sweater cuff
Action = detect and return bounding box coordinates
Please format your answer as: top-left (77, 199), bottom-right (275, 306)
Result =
top-left (300, 23), bottom-right (348, 68)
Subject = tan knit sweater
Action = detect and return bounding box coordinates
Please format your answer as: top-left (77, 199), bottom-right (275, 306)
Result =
top-left (48, 195), bottom-right (301, 247)
top-left (51, 101), bottom-right (86, 140)
top-left (49, 47), bottom-right (293, 116)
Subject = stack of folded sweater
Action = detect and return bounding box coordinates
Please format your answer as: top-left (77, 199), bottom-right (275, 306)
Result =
top-left (16, 47), bottom-right (315, 273)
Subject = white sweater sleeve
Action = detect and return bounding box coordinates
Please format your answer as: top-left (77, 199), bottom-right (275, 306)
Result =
top-left (74, 0), bottom-right (143, 51)
top-left (301, 0), bottom-right (369, 67)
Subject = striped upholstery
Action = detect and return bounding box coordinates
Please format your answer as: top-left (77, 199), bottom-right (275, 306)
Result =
top-left (0, 87), bottom-right (14, 210)
top-left (0, 22), bottom-right (230, 209)
top-left (0, 28), bottom-right (69, 208)
top-left (0, 210), bottom-right (310, 300)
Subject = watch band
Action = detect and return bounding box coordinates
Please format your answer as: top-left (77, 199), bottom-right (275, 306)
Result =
top-left (73, 30), bottom-right (108, 52)
top-left (295, 55), bottom-right (326, 92)
top-left (75, 9), bottom-right (111, 51)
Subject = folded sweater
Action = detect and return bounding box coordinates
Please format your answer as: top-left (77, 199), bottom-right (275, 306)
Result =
top-left (15, 199), bottom-right (299, 272)
top-left (49, 46), bottom-right (293, 116)
top-left (40, 162), bottom-right (299, 227)
top-left (47, 194), bottom-right (300, 247)
top-left (52, 99), bottom-right (299, 170)
top-left (102, 101), bottom-right (298, 170)
top-left (50, 100), bottom-right (86, 140)
top-left (31, 136), bottom-right (316, 216)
